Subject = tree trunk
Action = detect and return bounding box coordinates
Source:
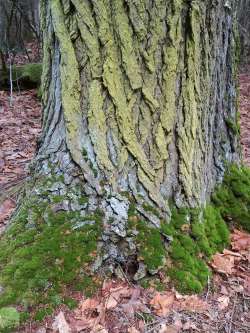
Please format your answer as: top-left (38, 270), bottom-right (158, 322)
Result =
top-left (0, 1), bottom-right (240, 303)
top-left (37, 1), bottom-right (239, 258)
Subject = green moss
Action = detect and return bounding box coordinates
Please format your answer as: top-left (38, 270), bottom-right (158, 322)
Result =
top-left (168, 269), bottom-right (203, 294)
top-left (225, 117), bottom-right (240, 135)
top-left (63, 297), bottom-right (78, 310)
top-left (0, 307), bottom-right (20, 332)
top-left (34, 307), bottom-right (53, 322)
top-left (136, 220), bottom-right (165, 271)
top-left (0, 196), bottom-right (102, 314)
top-left (11, 63), bottom-right (42, 85)
top-left (164, 204), bottom-right (230, 294)
top-left (212, 164), bottom-right (250, 232)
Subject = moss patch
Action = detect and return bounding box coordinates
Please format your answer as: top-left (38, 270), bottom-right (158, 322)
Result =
top-left (162, 205), bottom-right (229, 294)
top-left (0, 307), bottom-right (20, 332)
top-left (128, 206), bottom-right (166, 272)
top-left (0, 195), bottom-right (102, 314)
top-left (212, 164), bottom-right (250, 232)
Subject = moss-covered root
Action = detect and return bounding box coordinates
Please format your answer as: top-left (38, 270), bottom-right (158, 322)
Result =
top-left (0, 191), bottom-right (102, 320)
top-left (129, 203), bottom-right (230, 294)
top-left (160, 206), bottom-right (229, 294)
top-left (212, 164), bottom-right (250, 232)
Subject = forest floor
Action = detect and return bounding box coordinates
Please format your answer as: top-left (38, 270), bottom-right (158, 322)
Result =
top-left (0, 60), bottom-right (249, 332)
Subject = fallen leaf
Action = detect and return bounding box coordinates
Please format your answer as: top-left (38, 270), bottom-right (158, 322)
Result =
top-left (127, 327), bottom-right (140, 333)
top-left (91, 324), bottom-right (108, 333)
top-left (178, 295), bottom-right (209, 312)
top-left (159, 324), bottom-right (180, 333)
top-left (80, 298), bottom-right (100, 312)
top-left (52, 312), bottom-right (71, 333)
top-left (0, 199), bottom-right (16, 223)
top-left (183, 321), bottom-right (198, 330)
top-left (231, 230), bottom-right (250, 252)
top-left (217, 295), bottom-right (230, 310)
top-left (150, 292), bottom-right (175, 317)
top-left (210, 252), bottom-right (235, 275)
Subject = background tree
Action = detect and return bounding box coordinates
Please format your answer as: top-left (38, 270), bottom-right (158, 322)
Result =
top-left (0, 0), bottom-right (40, 69)
top-left (238, 0), bottom-right (250, 63)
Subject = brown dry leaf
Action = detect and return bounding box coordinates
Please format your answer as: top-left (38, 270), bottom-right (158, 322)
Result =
top-left (210, 252), bottom-right (235, 274)
top-left (0, 199), bottom-right (16, 223)
top-left (220, 285), bottom-right (229, 295)
top-left (178, 295), bottom-right (209, 312)
top-left (150, 291), bottom-right (175, 317)
top-left (183, 321), bottom-right (198, 330)
top-left (80, 298), bottom-right (100, 312)
top-left (127, 327), bottom-right (140, 333)
top-left (217, 295), bottom-right (230, 310)
top-left (121, 288), bottom-right (150, 318)
top-left (231, 229), bottom-right (250, 252)
top-left (91, 324), bottom-right (108, 333)
top-left (159, 324), bottom-right (180, 333)
top-left (105, 294), bottom-right (118, 309)
top-left (52, 311), bottom-right (71, 333)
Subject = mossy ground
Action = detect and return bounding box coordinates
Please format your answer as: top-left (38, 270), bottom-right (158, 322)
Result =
top-left (129, 202), bottom-right (230, 294)
top-left (132, 165), bottom-right (250, 294)
top-left (0, 164), bottom-right (249, 324)
top-left (212, 164), bottom-right (250, 232)
top-left (162, 206), bottom-right (229, 294)
top-left (0, 185), bottom-right (102, 321)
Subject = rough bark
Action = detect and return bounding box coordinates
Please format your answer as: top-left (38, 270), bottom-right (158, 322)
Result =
top-left (28, 0), bottom-right (240, 272)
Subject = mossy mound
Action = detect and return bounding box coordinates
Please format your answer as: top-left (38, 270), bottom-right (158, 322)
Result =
top-left (212, 164), bottom-right (250, 232)
top-left (128, 206), bottom-right (166, 273)
top-left (0, 63), bottom-right (42, 89)
top-left (161, 206), bottom-right (229, 294)
top-left (129, 204), bottom-right (229, 294)
top-left (0, 194), bottom-right (102, 319)
top-left (0, 307), bottom-right (20, 332)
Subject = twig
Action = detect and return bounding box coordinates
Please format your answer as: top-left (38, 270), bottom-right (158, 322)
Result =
top-left (206, 275), bottom-right (211, 301)
top-left (228, 295), bottom-right (237, 333)
top-left (8, 51), bottom-right (13, 106)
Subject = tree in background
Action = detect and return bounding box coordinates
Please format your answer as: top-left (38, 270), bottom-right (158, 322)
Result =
top-left (238, 0), bottom-right (250, 63)
top-left (0, 0), bottom-right (40, 68)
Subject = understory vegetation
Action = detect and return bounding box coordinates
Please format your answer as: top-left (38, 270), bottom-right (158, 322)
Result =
top-left (0, 165), bottom-right (249, 328)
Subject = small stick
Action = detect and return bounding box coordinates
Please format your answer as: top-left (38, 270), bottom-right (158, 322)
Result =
top-left (8, 51), bottom-right (13, 106)
top-left (228, 295), bottom-right (237, 333)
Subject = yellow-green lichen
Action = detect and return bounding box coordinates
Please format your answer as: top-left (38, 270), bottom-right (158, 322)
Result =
top-left (92, 0), bottom-right (155, 182)
top-left (88, 80), bottom-right (114, 173)
top-left (112, 0), bottom-right (142, 90)
top-left (71, 0), bottom-right (102, 78)
top-left (178, 1), bottom-right (202, 201)
top-left (161, 0), bottom-right (183, 134)
top-left (51, 0), bottom-right (83, 168)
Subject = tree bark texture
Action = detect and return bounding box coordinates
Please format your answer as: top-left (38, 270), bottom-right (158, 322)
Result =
top-left (33, 0), bottom-right (240, 269)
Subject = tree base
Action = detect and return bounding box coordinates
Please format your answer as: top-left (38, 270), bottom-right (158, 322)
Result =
top-left (0, 156), bottom-right (249, 319)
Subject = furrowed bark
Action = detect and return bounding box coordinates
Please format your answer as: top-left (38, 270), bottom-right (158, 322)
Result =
top-left (31, 0), bottom-right (240, 273)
